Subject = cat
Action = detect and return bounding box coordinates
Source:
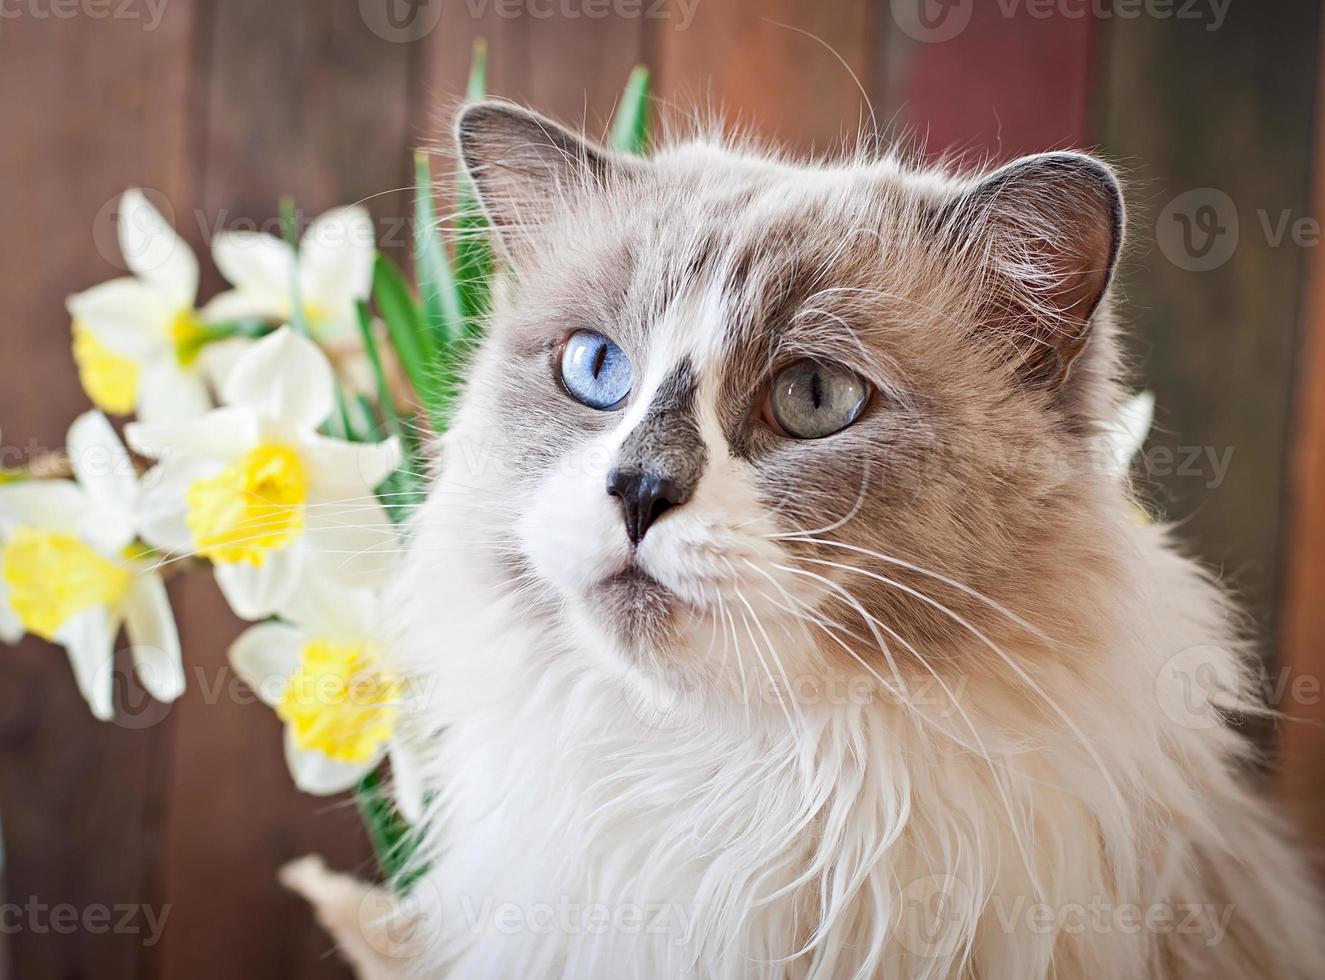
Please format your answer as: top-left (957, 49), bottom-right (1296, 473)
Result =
top-left (283, 101), bottom-right (1325, 979)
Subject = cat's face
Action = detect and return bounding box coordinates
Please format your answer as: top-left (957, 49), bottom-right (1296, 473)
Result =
top-left (441, 105), bottom-right (1124, 712)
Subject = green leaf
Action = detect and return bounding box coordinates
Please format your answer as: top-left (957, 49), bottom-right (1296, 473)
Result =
top-left (326, 386), bottom-right (357, 442)
top-left (466, 37), bottom-right (487, 102)
top-left (610, 65), bottom-right (651, 156)
top-left (354, 768), bottom-right (424, 889)
top-left (357, 304), bottom-right (427, 521)
top-left (414, 153), bottom-right (465, 347)
top-left (355, 300), bottom-right (402, 440)
top-left (373, 253), bottom-right (444, 426)
top-left (455, 39), bottom-right (494, 327)
top-left (428, 333), bottom-right (471, 431)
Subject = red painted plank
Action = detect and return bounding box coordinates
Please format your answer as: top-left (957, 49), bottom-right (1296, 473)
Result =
top-left (881, 3), bottom-right (1097, 160)
top-left (1278, 10), bottom-right (1325, 877)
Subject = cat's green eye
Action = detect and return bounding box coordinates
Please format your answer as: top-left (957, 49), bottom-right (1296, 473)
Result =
top-left (765, 359), bottom-right (869, 439)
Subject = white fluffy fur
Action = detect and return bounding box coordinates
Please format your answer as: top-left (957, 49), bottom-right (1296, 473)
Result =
top-left (376, 335), bottom-right (1322, 979)
top-left (288, 130), bottom-right (1325, 978)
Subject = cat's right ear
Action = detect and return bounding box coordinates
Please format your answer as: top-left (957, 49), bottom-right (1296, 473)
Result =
top-left (455, 102), bottom-right (641, 259)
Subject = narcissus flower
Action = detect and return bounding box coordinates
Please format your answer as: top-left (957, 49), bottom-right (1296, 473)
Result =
top-left (127, 327), bottom-right (400, 620)
top-left (228, 578), bottom-right (420, 802)
top-left (0, 412), bottom-right (183, 720)
top-left (208, 206), bottom-right (375, 341)
top-left (66, 189), bottom-right (220, 422)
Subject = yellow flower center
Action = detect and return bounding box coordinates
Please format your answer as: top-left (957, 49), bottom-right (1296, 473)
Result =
top-left (1, 528), bottom-right (131, 641)
top-left (277, 639), bottom-right (400, 764)
top-left (185, 445), bottom-right (308, 566)
top-left (170, 309), bottom-right (209, 367)
top-left (71, 320), bottom-right (139, 416)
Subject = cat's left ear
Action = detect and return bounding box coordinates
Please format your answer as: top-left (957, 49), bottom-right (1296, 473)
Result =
top-left (950, 152), bottom-right (1124, 386)
top-left (455, 101), bottom-right (643, 260)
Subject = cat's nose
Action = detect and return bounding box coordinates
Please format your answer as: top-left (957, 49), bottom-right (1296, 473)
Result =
top-left (606, 468), bottom-right (686, 546)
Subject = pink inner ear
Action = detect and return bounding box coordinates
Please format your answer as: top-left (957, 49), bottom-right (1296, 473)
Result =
top-left (964, 153), bottom-right (1123, 386)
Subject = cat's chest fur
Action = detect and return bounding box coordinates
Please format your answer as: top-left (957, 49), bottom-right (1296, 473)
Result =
top-left (384, 508), bottom-right (1321, 980)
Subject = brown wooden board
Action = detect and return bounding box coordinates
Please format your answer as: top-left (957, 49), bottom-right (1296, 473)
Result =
top-left (0, 4), bottom-right (200, 977)
top-left (654, 0), bottom-right (873, 153)
top-left (419, 1), bottom-right (651, 148)
top-left (876, 2), bottom-right (1097, 161)
top-left (1096, 4), bottom-right (1321, 676)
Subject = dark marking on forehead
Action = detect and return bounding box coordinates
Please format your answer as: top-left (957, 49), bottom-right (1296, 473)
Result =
top-left (615, 359), bottom-right (707, 498)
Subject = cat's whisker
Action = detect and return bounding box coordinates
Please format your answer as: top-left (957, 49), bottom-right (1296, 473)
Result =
top-left (773, 559), bottom-right (1048, 909)
top-left (777, 535), bottom-right (1049, 643)
top-left (731, 579), bottom-right (804, 736)
top-left (801, 555), bottom-right (1128, 817)
top-left (801, 567), bottom-right (1041, 859)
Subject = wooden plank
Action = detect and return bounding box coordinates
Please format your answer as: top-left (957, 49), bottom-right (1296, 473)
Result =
top-left (654, 0), bottom-right (872, 154)
top-left (1278, 10), bottom-right (1325, 872)
top-left (150, 4), bottom-right (417, 978)
top-left (0, 4), bottom-right (199, 977)
top-left (1096, 4), bottom-right (1321, 664)
top-left (876, 3), bottom-right (1097, 160)
top-left (420, 1), bottom-right (651, 146)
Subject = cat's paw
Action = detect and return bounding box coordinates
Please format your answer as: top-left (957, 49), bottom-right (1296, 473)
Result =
top-left (281, 856), bottom-right (429, 979)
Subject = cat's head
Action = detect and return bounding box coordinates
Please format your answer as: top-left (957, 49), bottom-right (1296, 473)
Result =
top-left (439, 102), bottom-right (1127, 715)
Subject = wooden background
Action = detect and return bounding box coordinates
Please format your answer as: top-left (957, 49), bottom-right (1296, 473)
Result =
top-left (1, 0), bottom-right (1323, 975)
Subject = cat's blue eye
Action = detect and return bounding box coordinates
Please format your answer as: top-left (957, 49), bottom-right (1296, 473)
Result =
top-left (766, 359), bottom-right (869, 439)
top-left (559, 330), bottom-right (634, 410)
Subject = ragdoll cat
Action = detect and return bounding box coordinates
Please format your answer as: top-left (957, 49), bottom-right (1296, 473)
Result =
top-left (283, 102), bottom-right (1325, 979)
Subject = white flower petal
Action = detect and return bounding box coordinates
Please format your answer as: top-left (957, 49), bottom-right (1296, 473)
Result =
top-left (299, 206), bottom-right (375, 336)
top-left (200, 289), bottom-right (282, 326)
top-left (67, 411), bottom-right (138, 518)
top-left (307, 306), bottom-right (359, 342)
top-left (67, 278), bottom-right (170, 358)
top-left (0, 480), bottom-right (90, 532)
top-left (221, 326), bottom-right (333, 432)
top-left (196, 336), bottom-right (253, 394)
top-left (136, 358), bottom-right (212, 425)
top-left (211, 231), bottom-right (295, 308)
top-left (54, 605), bottom-right (118, 722)
top-left (118, 189), bottom-right (199, 311)
top-left (284, 727), bottom-right (377, 796)
top-left (123, 574), bottom-right (184, 703)
top-left (276, 569), bottom-right (379, 639)
top-left (214, 545), bottom-right (303, 620)
top-left (134, 458), bottom-right (221, 555)
top-left (74, 506), bottom-right (136, 558)
top-left (389, 741), bottom-right (425, 824)
top-left (228, 620), bottom-right (305, 707)
top-left (304, 503), bottom-right (397, 590)
top-left (126, 405), bottom-right (260, 461)
top-left (305, 435), bottom-right (402, 498)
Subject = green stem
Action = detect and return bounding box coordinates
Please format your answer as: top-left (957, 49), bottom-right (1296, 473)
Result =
top-left (355, 300), bottom-right (403, 441)
top-left (278, 196), bottom-right (312, 339)
top-left (353, 768), bottom-right (422, 889)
